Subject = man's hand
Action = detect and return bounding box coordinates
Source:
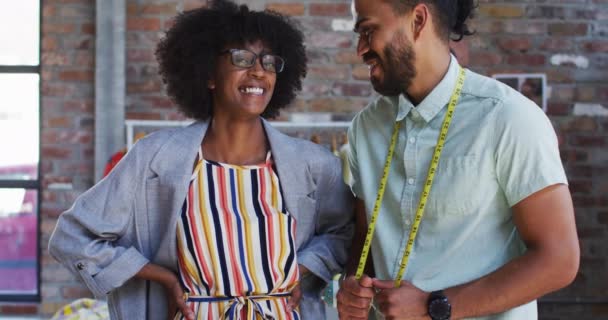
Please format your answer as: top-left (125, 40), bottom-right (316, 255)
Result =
top-left (337, 274), bottom-right (375, 319)
top-left (372, 279), bottom-right (429, 320)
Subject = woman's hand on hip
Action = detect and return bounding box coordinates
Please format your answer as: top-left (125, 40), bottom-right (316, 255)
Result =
top-left (164, 278), bottom-right (194, 320)
top-left (135, 263), bottom-right (194, 320)
top-left (287, 264), bottom-right (308, 312)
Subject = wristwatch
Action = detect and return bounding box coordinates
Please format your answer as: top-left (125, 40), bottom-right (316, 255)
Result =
top-left (427, 290), bottom-right (451, 320)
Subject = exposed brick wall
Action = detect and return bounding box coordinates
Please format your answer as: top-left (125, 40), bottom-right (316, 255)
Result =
top-left (33, 0), bottom-right (96, 317)
top-left (469, 2), bottom-right (608, 319)
top-left (9, 0), bottom-right (604, 318)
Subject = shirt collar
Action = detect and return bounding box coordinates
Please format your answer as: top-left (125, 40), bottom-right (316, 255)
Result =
top-left (395, 95), bottom-right (413, 121)
top-left (394, 54), bottom-right (460, 123)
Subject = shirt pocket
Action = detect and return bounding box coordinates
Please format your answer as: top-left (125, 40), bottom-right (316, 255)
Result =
top-left (426, 155), bottom-right (481, 218)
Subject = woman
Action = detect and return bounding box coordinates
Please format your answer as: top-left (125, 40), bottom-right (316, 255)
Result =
top-left (48, 1), bottom-right (353, 319)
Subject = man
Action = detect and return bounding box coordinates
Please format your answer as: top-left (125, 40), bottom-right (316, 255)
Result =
top-left (336, 1), bottom-right (580, 319)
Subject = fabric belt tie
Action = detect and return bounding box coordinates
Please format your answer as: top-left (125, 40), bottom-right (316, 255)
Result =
top-left (185, 292), bottom-right (291, 319)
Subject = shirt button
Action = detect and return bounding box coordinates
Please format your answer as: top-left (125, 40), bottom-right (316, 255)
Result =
top-left (76, 262), bottom-right (86, 270)
top-left (408, 178), bottom-right (415, 185)
top-left (405, 219), bottom-right (411, 225)
top-left (409, 137), bottom-right (416, 143)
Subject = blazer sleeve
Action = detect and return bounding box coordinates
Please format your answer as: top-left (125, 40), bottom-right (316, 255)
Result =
top-left (297, 155), bottom-right (355, 283)
top-left (48, 142), bottom-right (150, 298)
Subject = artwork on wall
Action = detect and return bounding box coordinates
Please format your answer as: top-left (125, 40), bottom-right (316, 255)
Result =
top-left (492, 73), bottom-right (547, 113)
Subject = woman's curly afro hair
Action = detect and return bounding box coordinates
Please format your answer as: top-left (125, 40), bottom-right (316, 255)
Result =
top-left (156, 0), bottom-right (307, 120)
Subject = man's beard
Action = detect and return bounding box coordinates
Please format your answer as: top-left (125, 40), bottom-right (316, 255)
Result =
top-left (370, 34), bottom-right (416, 97)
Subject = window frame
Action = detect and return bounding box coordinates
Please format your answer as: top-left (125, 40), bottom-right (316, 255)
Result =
top-left (0, 0), bottom-right (42, 303)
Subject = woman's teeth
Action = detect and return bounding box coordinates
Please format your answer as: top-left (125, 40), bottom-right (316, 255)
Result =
top-left (240, 87), bottom-right (264, 95)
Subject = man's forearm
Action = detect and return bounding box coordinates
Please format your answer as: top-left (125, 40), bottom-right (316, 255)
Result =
top-left (445, 246), bottom-right (578, 319)
top-left (446, 185), bottom-right (579, 319)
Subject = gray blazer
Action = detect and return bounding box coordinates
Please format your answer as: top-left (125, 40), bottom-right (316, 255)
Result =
top-left (49, 119), bottom-right (354, 319)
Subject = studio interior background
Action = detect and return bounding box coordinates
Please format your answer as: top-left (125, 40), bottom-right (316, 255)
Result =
top-left (0, 0), bottom-right (606, 319)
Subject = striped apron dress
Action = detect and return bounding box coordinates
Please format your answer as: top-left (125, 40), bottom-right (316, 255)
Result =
top-left (174, 149), bottom-right (300, 320)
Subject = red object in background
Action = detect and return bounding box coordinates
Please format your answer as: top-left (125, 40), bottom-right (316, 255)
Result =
top-left (102, 149), bottom-right (126, 177)
top-left (0, 212), bottom-right (37, 292)
top-left (0, 164), bottom-right (39, 293)
top-left (102, 132), bottom-right (147, 178)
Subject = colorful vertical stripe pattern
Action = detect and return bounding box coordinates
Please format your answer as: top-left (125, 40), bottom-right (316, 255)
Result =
top-left (175, 150), bottom-right (300, 320)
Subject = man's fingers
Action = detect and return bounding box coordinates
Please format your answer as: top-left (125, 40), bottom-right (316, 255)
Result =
top-left (376, 299), bottom-right (389, 315)
top-left (339, 290), bottom-right (373, 308)
top-left (338, 311), bottom-right (369, 320)
top-left (371, 278), bottom-right (396, 289)
top-left (342, 276), bottom-right (375, 298)
top-left (377, 300), bottom-right (400, 319)
top-left (337, 279), bottom-right (374, 319)
top-left (337, 300), bottom-right (372, 319)
top-left (359, 274), bottom-right (374, 288)
top-left (336, 275), bottom-right (377, 319)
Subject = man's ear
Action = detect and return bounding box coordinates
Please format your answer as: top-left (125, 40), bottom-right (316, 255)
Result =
top-left (411, 3), bottom-right (430, 40)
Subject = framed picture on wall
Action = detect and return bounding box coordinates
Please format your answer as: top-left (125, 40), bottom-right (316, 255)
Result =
top-left (492, 73), bottom-right (547, 113)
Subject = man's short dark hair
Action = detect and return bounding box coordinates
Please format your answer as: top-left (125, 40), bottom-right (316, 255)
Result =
top-left (156, 0), bottom-right (307, 120)
top-left (386, 0), bottom-right (476, 41)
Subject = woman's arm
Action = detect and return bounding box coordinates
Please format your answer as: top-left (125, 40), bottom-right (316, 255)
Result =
top-left (297, 156), bottom-right (355, 283)
top-left (48, 143), bottom-right (150, 298)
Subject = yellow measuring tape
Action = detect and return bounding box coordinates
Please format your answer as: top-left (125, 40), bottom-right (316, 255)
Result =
top-left (355, 67), bottom-right (466, 287)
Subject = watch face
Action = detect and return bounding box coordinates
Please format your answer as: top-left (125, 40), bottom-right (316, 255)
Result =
top-left (429, 298), bottom-right (451, 320)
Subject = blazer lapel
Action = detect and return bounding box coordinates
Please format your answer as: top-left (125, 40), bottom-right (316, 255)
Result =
top-left (149, 121), bottom-right (208, 178)
top-left (149, 121), bottom-right (209, 267)
top-left (150, 119), bottom-right (316, 266)
top-left (263, 119), bottom-right (316, 224)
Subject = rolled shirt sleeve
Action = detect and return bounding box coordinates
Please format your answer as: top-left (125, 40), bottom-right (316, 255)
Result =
top-left (493, 94), bottom-right (568, 207)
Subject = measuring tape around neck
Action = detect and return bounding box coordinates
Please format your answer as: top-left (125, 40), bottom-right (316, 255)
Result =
top-left (355, 66), bottom-right (466, 287)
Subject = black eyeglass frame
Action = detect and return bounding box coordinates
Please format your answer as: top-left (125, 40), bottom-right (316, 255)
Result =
top-left (220, 48), bottom-right (285, 73)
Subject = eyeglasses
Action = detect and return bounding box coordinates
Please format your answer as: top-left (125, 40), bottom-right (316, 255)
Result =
top-left (220, 49), bottom-right (285, 73)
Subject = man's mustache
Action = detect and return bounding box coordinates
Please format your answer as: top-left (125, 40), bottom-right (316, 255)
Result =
top-left (362, 52), bottom-right (380, 64)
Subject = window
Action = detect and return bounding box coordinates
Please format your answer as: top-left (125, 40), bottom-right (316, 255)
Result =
top-left (0, 0), bottom-right (41, 301)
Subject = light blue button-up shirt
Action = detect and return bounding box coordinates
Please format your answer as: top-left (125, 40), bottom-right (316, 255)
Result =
top-left (347, 56), bottom-right (567, 319)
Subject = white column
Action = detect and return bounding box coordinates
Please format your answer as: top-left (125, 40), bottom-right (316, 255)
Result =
top-left (94, 0), bottom-right (126, 181)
